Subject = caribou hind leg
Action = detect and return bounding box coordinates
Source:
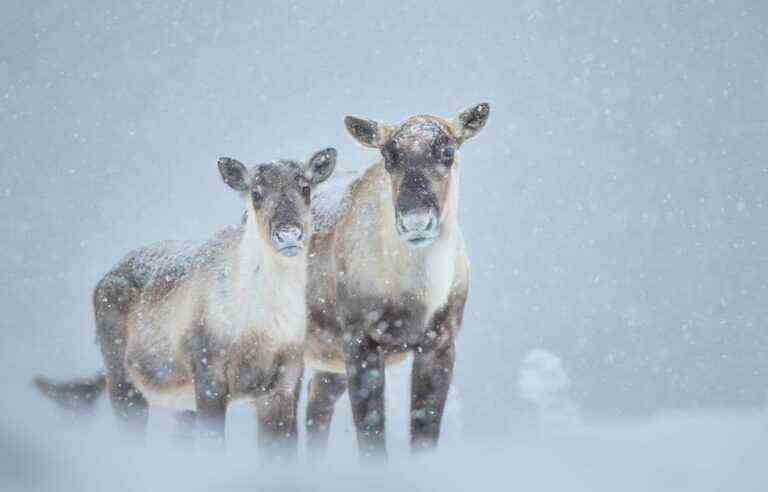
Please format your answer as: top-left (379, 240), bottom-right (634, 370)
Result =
top-left (95, 294), bottom-right (149, 436)
top-left (97, 317), bottom-right (149, 436)
top-left (105, 371), bottom-right (149, 436)
top-left (98, 317), bottom-right (149, 436)
top-left (305, 371), bottom-right (347, 458)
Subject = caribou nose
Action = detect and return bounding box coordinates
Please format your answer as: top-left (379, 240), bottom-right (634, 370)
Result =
top-left (274, 224), bottom-right (303, 244)
top-left (399, 210), bottom-right (436, 233)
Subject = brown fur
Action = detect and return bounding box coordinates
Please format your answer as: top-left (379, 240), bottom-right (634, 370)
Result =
top-left (36, 151), bottom-right (337, 454)
top-left (305, 104), bottom-right (489, 459)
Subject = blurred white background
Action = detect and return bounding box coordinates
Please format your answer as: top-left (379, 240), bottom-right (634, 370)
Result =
top-left (1, 1), bottom-right (767, 490)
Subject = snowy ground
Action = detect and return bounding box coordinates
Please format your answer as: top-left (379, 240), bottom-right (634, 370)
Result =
top-left (3, 360), bottom-right (767, 492)
top-left (5, 407), bottom-right (767, 491)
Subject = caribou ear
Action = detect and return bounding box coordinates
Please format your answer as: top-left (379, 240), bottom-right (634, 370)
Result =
top-left (344, 116), bottom-right (392, 148)
top-left (218, 157), bottom-right (249, 192)
top-left (454, 102), bottom-right (490, 143)
top-left (306, 147), bottom-right (337, 186)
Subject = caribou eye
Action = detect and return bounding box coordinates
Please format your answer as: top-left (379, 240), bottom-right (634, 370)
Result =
top-left (383, 151), bottom-right (401, 173)
top-left (251, 188), bottom-right (264, 207)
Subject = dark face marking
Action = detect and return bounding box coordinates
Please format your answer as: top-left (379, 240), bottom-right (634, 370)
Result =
top-left (250, 161), bottom-right (312, 257)
top-left (380, 117), bottom-right (458, 248)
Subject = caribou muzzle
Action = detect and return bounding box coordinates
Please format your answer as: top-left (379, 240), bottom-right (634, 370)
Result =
top-left (396, 206), bottom-right (439, 248)
top-left (270, 222), bottom-right (304, 257)
top-left (395, 173), bottom-right (440, 248)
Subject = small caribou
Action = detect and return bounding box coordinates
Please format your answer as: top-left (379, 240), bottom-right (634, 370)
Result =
top-left (35, 149), bottom-right (337, 454)
top-left (305, 103), bottom-right (490, 459)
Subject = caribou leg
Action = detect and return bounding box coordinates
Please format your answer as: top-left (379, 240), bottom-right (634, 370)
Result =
top-left (306, 371), bottom-right (348, 459)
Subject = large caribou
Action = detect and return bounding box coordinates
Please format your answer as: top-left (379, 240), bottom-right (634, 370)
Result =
top-left (305, 103), bottom-right (490, 459)
top-left (35, 149), bottom-right (337, 454)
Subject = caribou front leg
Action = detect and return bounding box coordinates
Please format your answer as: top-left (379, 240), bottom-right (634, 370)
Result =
top-left (344, 333), bottom-right (387, 461)
top-left (410, 294), bottom-right (465, 452)
top-left (255, 350), bottom-right (303, 460)
top-left (410, 339), bottom-right (455, 451)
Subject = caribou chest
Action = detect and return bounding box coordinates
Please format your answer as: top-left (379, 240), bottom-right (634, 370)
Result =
top-left (205, 243), bottom-right (307, 347)
top-left (342, 231), bottom-right (457, 348)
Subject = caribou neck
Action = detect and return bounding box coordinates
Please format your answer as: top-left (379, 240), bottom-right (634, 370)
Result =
top-left (235, 210), bottom-right (306, 291)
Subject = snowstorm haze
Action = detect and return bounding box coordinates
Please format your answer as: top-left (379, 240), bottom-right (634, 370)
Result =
top-left (1, 1), bottom-right (767, 490)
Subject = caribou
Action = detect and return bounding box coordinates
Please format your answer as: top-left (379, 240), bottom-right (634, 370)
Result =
top-left (305, 103), bottom-right (490, 459)
top-left (35, 148), bottom-right (337, 454)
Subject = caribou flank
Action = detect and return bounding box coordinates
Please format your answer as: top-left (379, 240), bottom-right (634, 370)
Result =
top-left (34, 148), bottom-right (337, 454)
top-left (305, 103), bottom-right (490, 459)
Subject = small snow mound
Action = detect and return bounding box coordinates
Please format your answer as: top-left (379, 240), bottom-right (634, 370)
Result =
top-left (518, 349), bottom-right (578, 425)
top-left (311, 168), bottom-right (363, 234)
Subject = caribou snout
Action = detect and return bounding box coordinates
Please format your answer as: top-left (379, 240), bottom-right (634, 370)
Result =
top-left (270, 222), bottom-right (304, 257)
top-left (396, 207), bottom-right (438, 248)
